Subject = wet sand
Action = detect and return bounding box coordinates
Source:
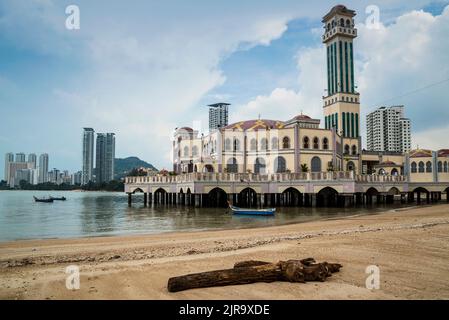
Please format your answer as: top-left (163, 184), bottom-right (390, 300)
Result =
top-left (1, 204), bottom-right (449, 300)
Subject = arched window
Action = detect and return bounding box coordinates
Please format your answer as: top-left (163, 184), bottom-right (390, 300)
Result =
top-left (411, 162), bottom-right (417, 173)
top-left (183, 146), bottom-right (189, 157)
top-left (379, 169), bottom-right (386, 175)
top-left (227, 158), bottom-right (238, 173)
top-left (327, 23), bottom-right (330, 31)
top-left (340, 18), bottom-right (344, 26)
top-left (438, 161), bottom-right (443, 173)
top-left (346, 19), bottom-right (351, 27)
top-left (192, 146), bottom-right (198, 157)
top-left (282, 137), bottom-right (290, 149)
top-left (347, 161), bottom-right (355, 171)
top-left (303, 136), bottom-right (309, 149)
top-left (351, 145), bottom-right (357, 155)
top-left (426, 161), bottom-right (432, 173)
top-left (322, 138), bottom-right (329, 150)
top-left (445, 161), bottom-right (448, 173)
top-left (418, 161), bottom-right (425, 173)
top-left (344, 144), bottom-right (350, 154)
top-left (271, 137), bottom-right (279, 150)
top-left (260, 138), bottom-right (268, 151)
top-left (224, 138), bottom-right (231, 151)
top-left (233, 139), bottom-right (240, 151)
top-left (313, 137), bottom-right (319, 149)
top-left (250, 138), bottom-right (257, 151)
top-left (311, 157), bottom-right (322, 173)
top-left (254, 158), bottom-right (266, 174)
top-left (391, 168), bottom-right (399, 176)
top-left (274, 157), bottom-right (287, 173)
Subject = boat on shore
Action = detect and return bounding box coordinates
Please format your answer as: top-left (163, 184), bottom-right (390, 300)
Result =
top-left (228, 201), bottom-right (276, 216)
top-left (50, 196), bottom-right (66, 201)
top-left (33, 196), bottom-right (54, 203)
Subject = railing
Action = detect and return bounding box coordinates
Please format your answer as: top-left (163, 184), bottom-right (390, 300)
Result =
top-left (124, 171), bottom-right (397, 185)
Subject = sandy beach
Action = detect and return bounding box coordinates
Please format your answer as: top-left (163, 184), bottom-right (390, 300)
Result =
top-left (1, 204), bottom-right (449, 300)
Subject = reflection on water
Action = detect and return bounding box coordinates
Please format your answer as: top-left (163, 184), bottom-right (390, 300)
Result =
top-left (0, 190), bottom-right (414, 242)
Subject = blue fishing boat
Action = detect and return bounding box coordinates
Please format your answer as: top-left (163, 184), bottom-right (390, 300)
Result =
top-left (228, 202), bottom-right (275, 216)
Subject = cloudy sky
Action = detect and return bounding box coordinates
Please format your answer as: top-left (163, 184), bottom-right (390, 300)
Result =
top-left (1, 0), bottom-right (449, 176)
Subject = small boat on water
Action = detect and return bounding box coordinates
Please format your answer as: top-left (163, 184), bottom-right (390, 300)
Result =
top-left (33, 196), bottom-right (54, 203)
top-left (50, 196), bottom-right (66, 201)
top-left (228, 201), bottom-right (275, 216)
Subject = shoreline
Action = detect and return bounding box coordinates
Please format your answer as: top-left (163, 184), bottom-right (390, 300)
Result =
top-left (1, 204), bottom-right (449, 299)
top-left (0, 203), bottom-right (420, 244)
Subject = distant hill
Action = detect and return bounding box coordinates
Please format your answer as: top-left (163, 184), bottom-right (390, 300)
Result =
top-left (114, 157), bottom-right (158, 180)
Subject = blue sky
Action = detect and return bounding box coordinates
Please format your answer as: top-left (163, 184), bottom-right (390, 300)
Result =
top-left (1, 0), bottom-right (449, 177)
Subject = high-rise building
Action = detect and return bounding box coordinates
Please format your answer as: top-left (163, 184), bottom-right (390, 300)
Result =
top-left (38, 153), bottom-right (49, 183)
top-left (28, 153), bottom-right (37, 169)
top-left (8, 162), bottom-right (28, 187)
top-left (71, 171), bottom-right (82, 185)
top-left (208, 103), bottom-right (230, 131)
top-left (366, 106), bottom-right (411, 153)
top-left (82, 128), bottom-right (95, 185)
top-left (4, 153), bottom-right (14, 182)
top-left (15, 153), bottom-right (26, 163)
top-left (95, 133), bottom-right (115, 183)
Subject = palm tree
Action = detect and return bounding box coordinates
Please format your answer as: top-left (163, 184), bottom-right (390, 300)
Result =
top-left (301, 164), bottom-right (309, 173)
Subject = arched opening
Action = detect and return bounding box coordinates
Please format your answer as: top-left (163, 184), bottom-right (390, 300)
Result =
top-left (194, 165), bottom-right (198, 173)
top-left (418, 161), bottom-right (425, 173)
top-left (282, 137), bottom-right (291, 149)
top-left (204, 164), bottom-right (214, 173)
top-left (224, 138), bottom-right (231, 151)
top-left (445, 161), bottom-right (448, 173)
top-left (346, 19), bottom-right (351, 27)
top-left (438, 161), bottom-right (443, 173)
top-left (426, 161), bottom-right (432, 173)
top-left (340, 18), bottom-right (345, 26)
top-left (233, 139), bottom-right (240, 151)
top-left (388, 187), bottom-right (400, 195)
top-left (344, 144), bottom-right (350, 155)
top-left (411, 162), bottom-right (417, 173)
top-left (303, 136), bottom-right (309, 149)
top-left (413, 187), bottom-right (430, 204)
top-left (250, 138), bottom-right (257, 151)
top-left (322, 138), bottom-right (329, 150)
top-left (391, 168), bottom-right (399, 176)
top-left (311, 157), bottom-right (322, 173)
top-left (347, 161), bottom-right (355, 172)
top-left (238, 188), bottom-right (257, 207)
top-left (313, 137), bottom-right (319, 149)
top-left (208, 188), bottom-right (228, 207)
top-left (183, 146), bottom-right (189, 157)
top-left (254, 157), bottom-right (266, 174)
top-left (366, 187), bottom-right (379, 205)
top-left (274, 156), bottom-right (287, 173)
top-left (282, 188), bottom-right (303, 207)
top-left (352, 145), bottom-right (357, 155)
top-left (226, 158), bottom-right (238, 173)
top-left (316, 187), bottom-right (339, 207)
top-left (154, 188), bottom-right (168, 205)
top-left (192, 146), bottom-right (198, 157)
top-left (378, 168), bottom-right (386, 175)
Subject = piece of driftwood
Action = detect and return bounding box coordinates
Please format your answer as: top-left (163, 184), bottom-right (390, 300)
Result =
top-left (167, 258), bottom-right (342, 293)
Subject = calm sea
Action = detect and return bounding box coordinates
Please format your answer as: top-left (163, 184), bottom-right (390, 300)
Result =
top-left (0, 190), bottom-right (410, 242)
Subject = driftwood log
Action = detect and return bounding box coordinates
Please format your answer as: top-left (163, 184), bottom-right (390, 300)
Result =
top-left (167, 258), bottom-right (342, 293)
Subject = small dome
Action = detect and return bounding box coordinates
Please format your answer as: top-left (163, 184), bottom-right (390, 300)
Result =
top-left (438, 149), bottom-right (449, 157)
top-left (293, 114), bottom-right (312, 121)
